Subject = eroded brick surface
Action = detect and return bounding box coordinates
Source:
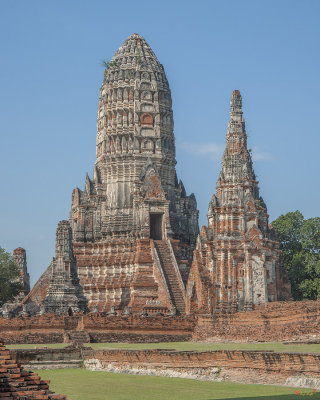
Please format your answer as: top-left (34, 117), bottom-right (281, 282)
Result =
top-left (0, 314), bottom-right (195, 344)
top-left (84, 348), bottom-right (320, 377)
top-left (193, 300), bottom-right (320, 341)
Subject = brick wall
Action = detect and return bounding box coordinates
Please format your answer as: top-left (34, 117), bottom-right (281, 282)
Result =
top-left (1, 300), bottom-right (320, 344)
top-left (84, 348), bottom-right (320, 376)
top-left (0, 314), bottom-right (195, 344)
top-left (193, 300), bottom-right (320, 341)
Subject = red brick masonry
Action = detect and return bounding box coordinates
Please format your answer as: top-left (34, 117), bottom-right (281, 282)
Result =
top-left (194, 300), bottom-right (320, 341)
top-left (0, 314), bottom-right (195, 344)
top-left (85, 348), bottom-right (320, 377)
top-left (0, 341), bottom-right (67, 400)
top-left (1, 300), bottom-right (320, 344)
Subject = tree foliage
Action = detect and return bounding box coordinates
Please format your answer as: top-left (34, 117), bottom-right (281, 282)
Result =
top-left (0, 247), bottom-right (23, 307)
top-left (272, 211), bottom-right (320, 300)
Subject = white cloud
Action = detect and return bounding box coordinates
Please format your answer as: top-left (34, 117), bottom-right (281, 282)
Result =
top-left (179, 142), bottom-right (224, 161)
top-left (180, 142), bottom-right (274, 162)
top-left (251, 147), bottom-right (274, 162)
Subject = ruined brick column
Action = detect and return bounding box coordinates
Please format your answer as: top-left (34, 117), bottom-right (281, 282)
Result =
top-left (186, 90), bottom-right (291, 314)
top-left (1, 248), bottom-right (31, 317)
top-left (13, 247), bottom-right (30, 295)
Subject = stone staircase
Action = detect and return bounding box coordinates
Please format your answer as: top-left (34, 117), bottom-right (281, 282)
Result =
top-left (66, 330), bottom-right (90, 344)
top-left (154, 241), bottom-right (185, 314)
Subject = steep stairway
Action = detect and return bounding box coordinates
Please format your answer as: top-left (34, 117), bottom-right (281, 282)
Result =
top-left (154, 240), bottom-right (185, 314)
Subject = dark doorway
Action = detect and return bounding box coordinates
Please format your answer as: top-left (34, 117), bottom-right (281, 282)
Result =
top-left (150, 213), bottom-right (163, 240)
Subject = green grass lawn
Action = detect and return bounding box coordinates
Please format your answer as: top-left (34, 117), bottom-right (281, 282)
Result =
top-left (84, 341), bottom-right (320, 354)
top-left (6, 343), bottom-right (69, 349)
top-left (38, 369), bottom-right (319, 400)
top-left (6, 341), bottom-right (320, 353)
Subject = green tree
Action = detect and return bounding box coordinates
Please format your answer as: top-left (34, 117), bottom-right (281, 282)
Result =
top-left (272, 212), bottom-right (320, 300)
top-left (0, 247), bottom-right (23, 307)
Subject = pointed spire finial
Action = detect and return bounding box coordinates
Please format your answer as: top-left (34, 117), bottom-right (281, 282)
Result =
top-left (230, 90), bottom-right (242, 116)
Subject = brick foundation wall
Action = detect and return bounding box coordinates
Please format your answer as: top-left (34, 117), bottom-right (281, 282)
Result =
top-left (0, 314), bottom-right (195, 344)
top-left (11, 346), bottom-right (320, 378)
top-left (193, 300), bottom-right (320, 341)
top-left (2, 301), bottom-right (320, 344)
top-left (85, 348), bottom-right (320, 376)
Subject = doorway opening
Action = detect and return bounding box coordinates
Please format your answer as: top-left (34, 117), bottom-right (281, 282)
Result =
top-left (150, 213), bottom-right (163, 240)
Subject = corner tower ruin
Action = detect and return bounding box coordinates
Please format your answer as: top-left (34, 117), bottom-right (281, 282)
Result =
top-left (186, 90), bottom-right (291, 314)
top-left (67, 34), bottom-right (199, 314)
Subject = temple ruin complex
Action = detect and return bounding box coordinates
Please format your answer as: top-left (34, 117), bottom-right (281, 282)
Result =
top-left (1, 34), bottom-right (290, 318)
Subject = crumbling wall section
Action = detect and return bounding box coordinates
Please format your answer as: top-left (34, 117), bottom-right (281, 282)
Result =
top-left (193, 300), bottom-right (320, 341)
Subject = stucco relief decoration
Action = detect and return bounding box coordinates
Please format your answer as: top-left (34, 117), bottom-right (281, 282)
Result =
top-left (140, 113), bottom-right (153, 126)
top-left (142, 169), bottom-right (166, 201)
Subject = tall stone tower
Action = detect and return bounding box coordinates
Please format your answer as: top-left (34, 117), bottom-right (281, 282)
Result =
top-left (186, 90), bottom-right (291, 314)
top-left (68, 34), bottom-right (199, 314)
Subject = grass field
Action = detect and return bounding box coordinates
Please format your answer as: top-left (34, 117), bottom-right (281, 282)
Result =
top-left (7, 341), bottom-right (320, 353)
top-left (6, 343), bottom-right (69, 349)
top-left (84, 341), bottom-right (320, 353)
top-left (39, 369), bottom-right (319, 400)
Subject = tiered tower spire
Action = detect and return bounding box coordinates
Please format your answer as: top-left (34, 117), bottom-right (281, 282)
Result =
top-left (186, 91), bottom-right (291, 314)
top-left (220, 90), bottom-right (255, 182)
top-left (70, 33), bottom-right (198, 244)
top-left (65, 34), bottom-right (199, 313)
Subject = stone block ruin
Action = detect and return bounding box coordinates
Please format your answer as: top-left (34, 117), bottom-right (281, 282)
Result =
top-left (1, 34), bottom-right (291, 320)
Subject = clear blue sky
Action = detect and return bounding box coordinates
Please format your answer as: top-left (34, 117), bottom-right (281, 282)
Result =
top-left (0, 0), bottom-right (319, 286)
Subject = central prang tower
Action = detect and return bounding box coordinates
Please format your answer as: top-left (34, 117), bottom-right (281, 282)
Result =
top-left (68, 34), bottom-right (199, 314)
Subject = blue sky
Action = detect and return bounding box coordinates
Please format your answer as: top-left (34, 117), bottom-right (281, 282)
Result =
top-left (0, 0), bottom-right (319, 286)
